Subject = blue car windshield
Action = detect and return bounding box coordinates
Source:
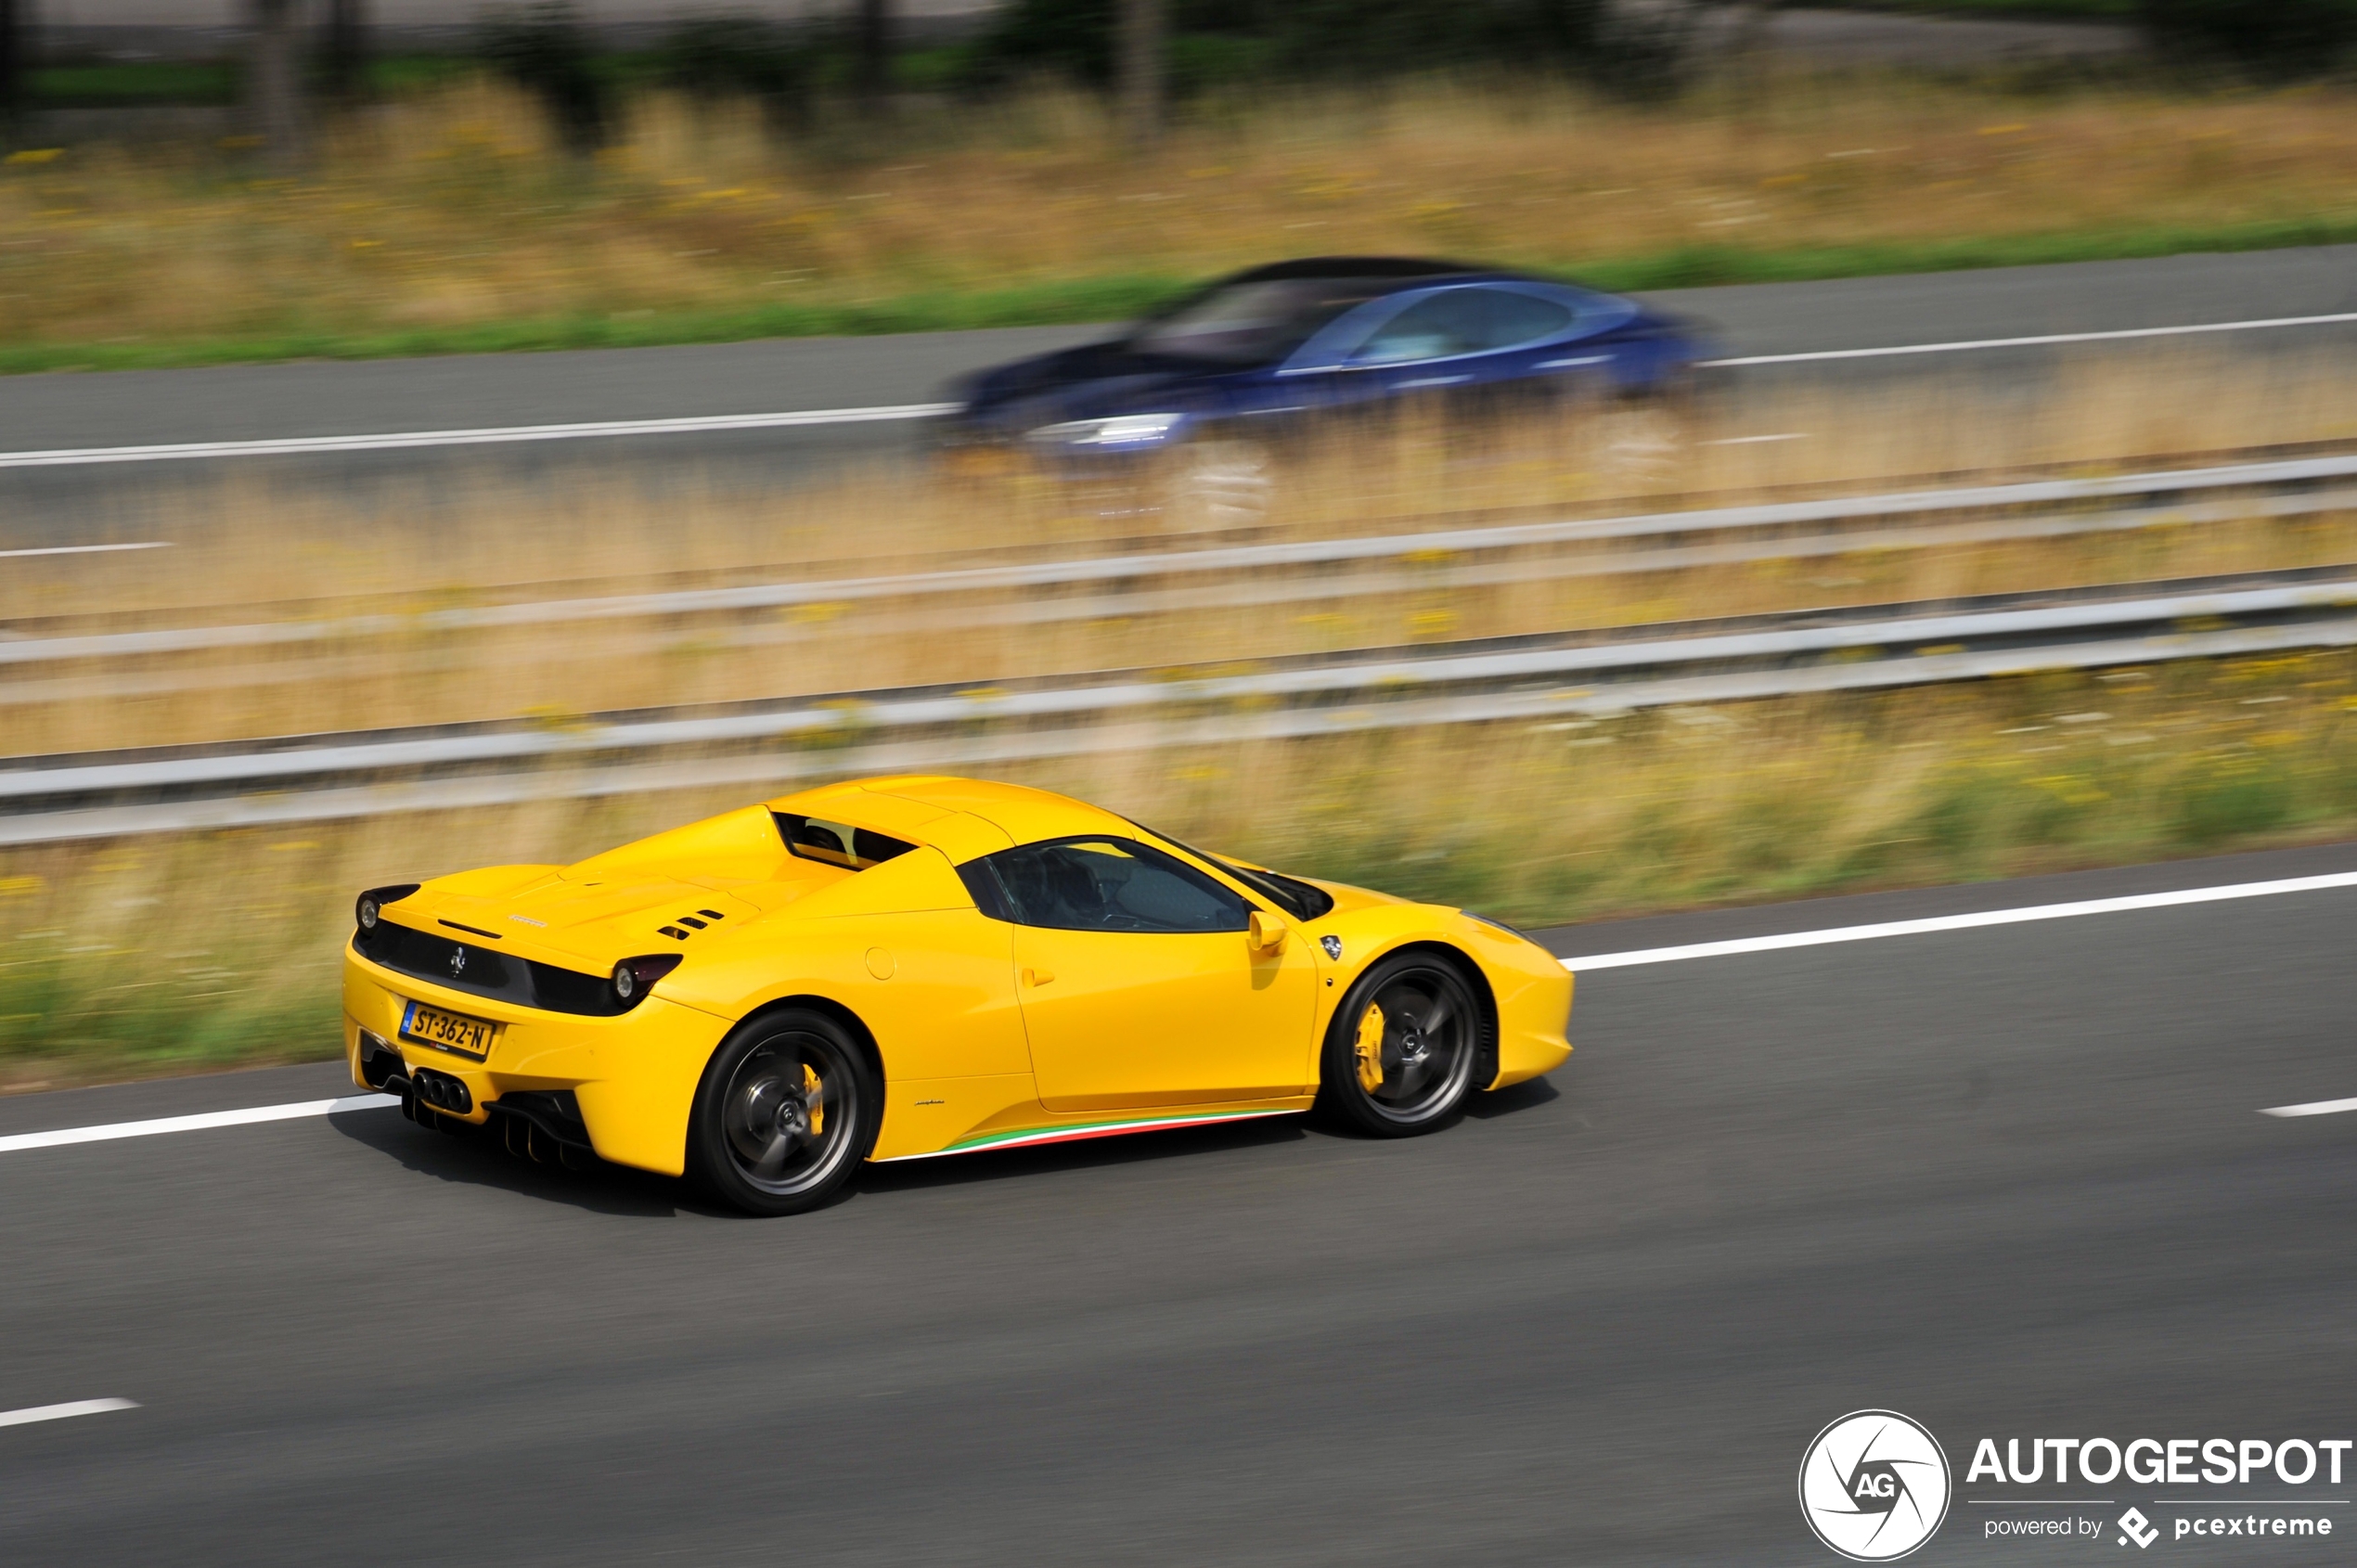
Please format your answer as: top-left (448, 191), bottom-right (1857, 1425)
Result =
top-left (1128, 277), bottom-right (1400, 366)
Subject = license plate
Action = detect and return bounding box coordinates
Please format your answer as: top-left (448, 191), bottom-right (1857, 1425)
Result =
top-left (399, 999), bottom-right (501, 1060)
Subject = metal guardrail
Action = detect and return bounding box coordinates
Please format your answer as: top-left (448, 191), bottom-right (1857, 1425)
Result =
top-left (4, 572), bottom-right (2353, 845)
top-left (6, 454), bottom-right (2355, 670)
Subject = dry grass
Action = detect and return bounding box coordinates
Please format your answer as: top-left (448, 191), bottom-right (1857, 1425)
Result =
top-left (4, 72), bottom-right (2356, 361)
top-left (6, 351), bottom-right (2357, 1089)
top-left (5, 648), bottom-right (2354, 1091)
top-left (6, 349), bottom-right (2355, 757)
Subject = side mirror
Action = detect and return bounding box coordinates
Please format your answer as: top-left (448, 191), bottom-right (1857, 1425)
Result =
top-left (1248, 909), bottom-right (1287, 953)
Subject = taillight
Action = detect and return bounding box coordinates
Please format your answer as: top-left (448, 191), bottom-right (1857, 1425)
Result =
top-left (611, 954), bottom-right (684, 1007)
top-left (355, 883), bottom-right (420, 931)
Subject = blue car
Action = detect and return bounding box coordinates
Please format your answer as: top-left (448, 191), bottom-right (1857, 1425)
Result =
top-left (947, 256), bottom-right (1707, 462)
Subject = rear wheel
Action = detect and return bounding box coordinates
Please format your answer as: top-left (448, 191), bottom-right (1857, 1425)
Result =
top-left (1596, 401), bottom-right (1685, 492)
top-left (688, 1009), bottom-right (880, 1215)
top-left (1317, 954), bottom-right (1482, 1137)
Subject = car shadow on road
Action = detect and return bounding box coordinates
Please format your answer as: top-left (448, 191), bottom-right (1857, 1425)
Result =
top-left (854, 1112), bottom-right (1316, 1196)
top-left (857, 1075), bottom-right (1562, 1196)
top-left (327, 1106), bottom-right (724, 1219)
top-left (1461, 1076), bottom-right (1561, 1119)
top-left (331, 1103), bottom-right (1316, 1214)
top-left (327, 1073), bottom-right (1565, 1215)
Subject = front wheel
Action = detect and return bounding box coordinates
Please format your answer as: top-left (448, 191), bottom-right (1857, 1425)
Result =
top-left (688, 1009), bottom-right (881, 1215)
top-left (1159, 438), bottom-right (1272, 532)
top-left (1317, 954), bottom-right (1482, 1137)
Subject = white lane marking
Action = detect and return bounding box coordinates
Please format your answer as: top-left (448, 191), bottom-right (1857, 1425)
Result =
top-left (8, 311), bottom-right (2353, 467)
top-left (0, 1398), bottom-right (138, 1430)
top-left (0, 874), bottom-right (2340, 1153)
top-left (1703, 312), bottom-right (2357, 367)
top-left (0, 404), bottom-right (959, 469)
top-left (0, 541), bottom-right (173, 559)
top-left (1703, 432), bottom-right (1808, 445)
top-left (1558, 870), bottom-right (2357, 971)
top-left (2259, 1097), bottom-right (2357, 1118)
top-left (0, 1093), bottom-right (396, 1154)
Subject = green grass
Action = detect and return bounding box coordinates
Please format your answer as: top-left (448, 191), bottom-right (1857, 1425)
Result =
top-left (5, 211), bottom-right (2352, 377)
top-left (23, 48), bottom-right (957, 113)
top-left (32, 62), bottom-right (241, 108)
top-left (28, 56), bottom-right (481, 109)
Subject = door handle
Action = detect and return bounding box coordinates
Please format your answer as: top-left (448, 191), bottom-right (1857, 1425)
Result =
top-left (1023, 967), bottom-right (1055, 987)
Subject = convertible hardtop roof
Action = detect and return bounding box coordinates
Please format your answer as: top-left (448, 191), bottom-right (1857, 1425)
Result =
top-left (769, 775), bottom-right (1133, 859)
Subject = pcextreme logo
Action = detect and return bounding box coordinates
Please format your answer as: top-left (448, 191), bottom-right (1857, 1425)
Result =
top-left (1799, 1410), bottom-right (1954, 1562)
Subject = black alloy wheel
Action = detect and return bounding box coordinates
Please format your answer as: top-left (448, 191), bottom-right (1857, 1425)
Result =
top-left (1318, 954), bottom-right (1483, 1137)
top-left (688, 1009), bottom-right (880, 1215)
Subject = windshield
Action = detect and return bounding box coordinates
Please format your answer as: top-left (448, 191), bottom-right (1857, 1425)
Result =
top-left (1130, 822), bottom-right (1336, 921)
top-left (1127, 277), bottom-right (1398, 366)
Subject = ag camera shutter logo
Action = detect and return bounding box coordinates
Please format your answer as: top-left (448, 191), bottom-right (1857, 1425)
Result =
top-left (1799, 1409), bottom-right (1952, 1561)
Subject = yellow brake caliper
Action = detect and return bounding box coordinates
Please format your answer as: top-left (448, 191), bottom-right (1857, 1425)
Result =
top-left (1354, 1003), bottom-right (1385, 1094)
top-left (803, 1061), bottom-right (825, 1137)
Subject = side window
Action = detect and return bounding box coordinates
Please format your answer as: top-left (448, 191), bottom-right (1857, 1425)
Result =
top-left (1351, 289), bottom-right (1491, 365)
top-left (1350, 288), bottom-right (1577, 365)
top-left (1482, 289), bottom-right (1575, 349)
top-left (977, 838), bottom-right (1250, 934)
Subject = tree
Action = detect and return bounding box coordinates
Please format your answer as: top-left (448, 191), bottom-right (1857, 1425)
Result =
top-left (856, 0), bottom-right (891, 112)
top-left (1118, 0), bottom-right (1163, 150)
top-left (323, 0), bottom-right (370, 106)
top-left (479, 4), bottom-right (609, 154)
top-left (2141, 0), bottom-right (2357, 80)
top-left (0, 0), bottom-right (28, 145)
top-left (250, 0), bottom-right (308, 171)
top-left (661, 18), bottom-right (811, 138)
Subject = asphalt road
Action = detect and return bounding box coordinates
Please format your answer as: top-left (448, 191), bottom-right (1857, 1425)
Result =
top-left (5, 841), bottom-right (2355, 1565)
top-left (2, 244), bottom-right (2352, 534)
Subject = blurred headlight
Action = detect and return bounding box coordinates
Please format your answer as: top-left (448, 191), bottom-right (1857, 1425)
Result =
top-left (1027, 412), bottom-right (1187, 449)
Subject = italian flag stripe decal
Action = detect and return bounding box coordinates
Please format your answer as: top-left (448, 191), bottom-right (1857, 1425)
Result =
top-left (882, 1108), bottom-right (1297, 1162)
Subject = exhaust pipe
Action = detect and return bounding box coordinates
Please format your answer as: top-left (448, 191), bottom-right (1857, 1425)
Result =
top-left (409, 1068), bottom-right (473, 1114)
top-left (387, 1064), bottom-right (472, 1133)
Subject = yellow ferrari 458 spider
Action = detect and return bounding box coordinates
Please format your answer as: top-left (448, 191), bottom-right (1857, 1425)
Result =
top-left (343, 776), bottom-right (1572, 1214)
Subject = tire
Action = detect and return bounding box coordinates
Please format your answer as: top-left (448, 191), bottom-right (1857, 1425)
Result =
top-left (1596, 401), bottom-right (1685, 492)
top-left (1160, 438), bottom-right (1272, 532)
top-left (688, 1008), bottom-right (881, 1215)
top-left (1317, 953), bottom-right (1483, 1137)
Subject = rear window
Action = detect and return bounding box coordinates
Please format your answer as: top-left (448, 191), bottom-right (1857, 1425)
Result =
top-left (773, 814), bottom-right (917, 871)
